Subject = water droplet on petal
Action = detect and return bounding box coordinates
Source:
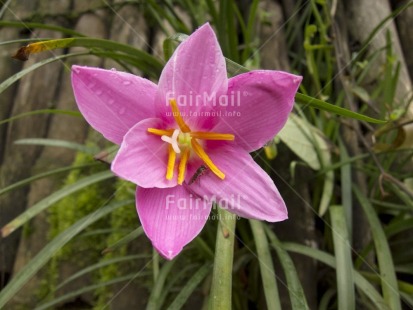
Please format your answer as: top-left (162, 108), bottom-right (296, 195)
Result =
top-left (123, 80), bottom-right (131, 86)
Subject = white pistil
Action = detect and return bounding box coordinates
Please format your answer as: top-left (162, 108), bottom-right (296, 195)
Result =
top-left (161, 129), bottom-right (181, 154)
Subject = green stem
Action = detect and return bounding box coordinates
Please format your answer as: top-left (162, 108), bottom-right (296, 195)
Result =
top-left (209, 207), bottom-right (237, 310)
top-left (153, 249), bottom-right (159, 283)
top-left (250, 220), bottom-right (282, 310)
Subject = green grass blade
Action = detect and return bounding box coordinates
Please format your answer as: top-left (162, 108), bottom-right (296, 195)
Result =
top-left (0, 109), bottom-right (81, 125)
top-left (339, 139), bottom-right (353, 238)
top-left (385, 218), bottom-right (413, 237)
top-left (222, 58), bottom-right (387, 123)
top-left (319, 289), bottom-right (336, 310)
top-left (225, 57), bottom-right (248, 76)
top-left (14, 138), bottom-right (99, 154)
top-left (158, 263), bottom-right (199, 307)
top-left (250, 220), bottom-right (282, 310)
top-left (0, 163), bottom-right (98, 196)
top-left (0, 200), bottom-right (132, 309)
top-left (18, 37), bottom-right (163, 71)
top-left (353, 187), bottom-right (401, 310)
top-left (295, 93), bottom-right (387, 124)
top-left (0, 52), bottom-right (88, 96)
top-left (352, 1), bottom-right (413, 65)
top-left (330, 206), bottom-right (355, 310)
top-left (146, 260), bottom-right (176, 310)
top-left (35, 273), bottom-right (148, 310)
top-left (166, 263), bottom-right (211, 310)
top-left (205, 0), bottom-right (218, 23)
top-left (264, 226), bottom-right (310, 310)
top-left (55, 254), bottom-right (149, 290)
top-left (225, 0), bottom-right (239, 62)
top-left (283, 243), bottom-right (389, 310)
top-left (9, 38), bottom-right (162, 79)
top-left (241, 0), bottom-right (259, 62)
top-left (1, 170), bottom-right (114, 237)
top-left (102, 227), bottom-right (144, 254)
top-left (162, 33), bottom-right (188, 62)
top-left (0, 38), bottom-right (52, 47)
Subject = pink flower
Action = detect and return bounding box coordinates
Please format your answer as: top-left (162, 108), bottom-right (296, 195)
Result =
top-left (71, 23), bottom-right (302, 260)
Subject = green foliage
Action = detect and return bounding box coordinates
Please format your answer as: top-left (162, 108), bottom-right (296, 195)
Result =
top-left (94, 180), bottom-right (139, 308)
top-left (39, 145), bottom-right (113, 302)
top-left (47, 147), bottom-right (110, 255)
top-left (1, 0), bottom-right (412, 309)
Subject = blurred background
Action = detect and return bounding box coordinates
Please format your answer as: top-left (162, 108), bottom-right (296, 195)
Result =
top-left (1, 0), bottom-right (413, 309)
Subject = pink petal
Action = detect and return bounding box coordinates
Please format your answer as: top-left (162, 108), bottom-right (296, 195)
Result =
top-left (137, 186), bottom-right (212, 260)
top-left (186, 145), bottom-right (288, 222)
top-left (213, 70), bottom-right (302, 152)
top-left (71, 65), bottom-right (157, 144)
top-left (111, 118), bottom-right (177, 188)
top-left (156, 23), bottom-right (227, 131)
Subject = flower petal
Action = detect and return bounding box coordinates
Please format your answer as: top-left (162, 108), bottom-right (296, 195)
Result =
top-left (213, 70), bottom-right (302, 152)
top-left (186, 145), bottom-right (287, 222)
top-left (71, 65), bottom-right (157, 144)
top-left (111, 118), bottom-right (177, 188)
top-left (156, 23), bottom-right (228, 130)
top-left (137, 186), bottom-right (212, 260)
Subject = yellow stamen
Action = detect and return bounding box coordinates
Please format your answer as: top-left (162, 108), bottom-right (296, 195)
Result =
top-left (190, 132), bottom-right (235, 141)
top-left (147, 128), bottom-right (174, 136)
top-left (170, 99), bottom-right (191, 133)
top-left (166, 145), bottom-right (176, 180)
top-left (178, 148), bottom-right (190, 185)
top-left (191, 139), bottom-right (225, 180)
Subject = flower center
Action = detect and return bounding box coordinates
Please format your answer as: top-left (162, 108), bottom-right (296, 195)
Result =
top-left (147, 98), bottom-right (235, 185)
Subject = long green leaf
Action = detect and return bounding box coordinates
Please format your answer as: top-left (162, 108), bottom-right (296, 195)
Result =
top-left (56, 254), bottom-right (149, 290)
top-left (158, 264), bottom-right (199, 307)
top-left (146, 260), bottom-right (176, 310)
top-left (0, 200), bottom-right (132, 309)
top-left (353, 187), bottom-right (401, 310)
top-left (339, 140), bottom-right (353, 238)
top-left (0, 109), bottom-right (81, 125)
top-left (0, 163), bottom-right (98, 196)
top-left (264, 227), bottom-right (309, 310)
top-left (0, 52), bottom-right (88, 96)
top-left (0, 38), bottom-right (52, 47)
top-left (1, 170), bottom-right (114, 237)
top-left (162, 33), bottom-right (188, 61)
top-left (330, 206), bottom-right (355, 310)
top-left (14, 37), bottom-right (163, 72)
top-left (241, 0), bottom-right (259, 62)
top-left (35, 273), bottom-right (149, 310)
top-left (295, 93), bottom-right (387, 124)
top-left (223, 57), bottom-right (386, 123)
top-left (102, 227), bottom-right (144, 254)
top-left (167, 263), bottom-right (211, 310)
top-left (14, 138), bottom-right (99, 154)
top-left (283, 243), bottom-right (388, 310)
top-left (249, 220), bottom-right (282, 310)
